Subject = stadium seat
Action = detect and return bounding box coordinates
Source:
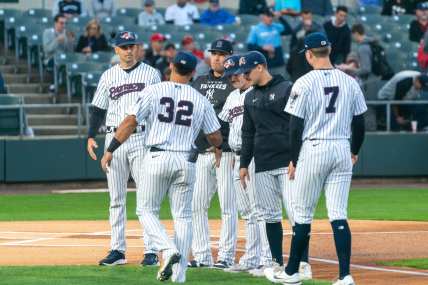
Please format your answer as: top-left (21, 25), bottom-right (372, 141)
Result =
top-left (24, 8), bottom-right (51, 18)
top-left (0, 95), bottom-right (23, 136)
top-left (359, 5), bottom-right (382, 15)
top-left (90, 52), bottom-right (113, 63)
top-left (81, 72), bottom-right (102, 105)
top-left (238, 14), bottom-right (259, 26)
top-left (101, 16), bottom-right (136, 28)
top-left (53, 52), bottom-right (88, 95)
top-left (117, 8), bottom-right (141, 18)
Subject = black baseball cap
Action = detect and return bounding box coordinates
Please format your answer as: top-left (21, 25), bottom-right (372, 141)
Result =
top-left (237, 51), bottom-right (267, 74)
top-left (417, 2), bottom-right (428, 10)
top-left (113, 31), bottom-right (142, 47)
top-left (223, 55), bottom-right (242, 77)
top-left (299, 32), bottom-right (331, 53)
top-left (173, 51), bottom-right (197, 72)
top-left (261, 7), bottom-right (275, 17)
top-left (208, 39), bottom-right (233, 54)
top-left (417, 74), bottom-right (428, 89)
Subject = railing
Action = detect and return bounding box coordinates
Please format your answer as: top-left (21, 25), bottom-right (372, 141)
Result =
top-left (0, 103), bottom-right (83, 137)
top-left (366, 100), bottom-right (428, 132)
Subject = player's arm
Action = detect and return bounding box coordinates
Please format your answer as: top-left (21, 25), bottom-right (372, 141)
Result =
top-left (202, 100), bottom-right (223, 148)
top-left (289, 115), bottom-right (304, 168)
top-left (239, 98), bottom-right (255, 189)
top-left (87, 73), bottom-right (109, 160)
top-left (351, 82), bottom-right (368, 164)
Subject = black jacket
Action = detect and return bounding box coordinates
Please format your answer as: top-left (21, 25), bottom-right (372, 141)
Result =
top-left (409, 20), bottom-right (428, 43)
top-left (240, 75), bottom-right (293, 172)
top-left (191, 70), bottom-right (235, 151)
top-left (75, 34), bottom-right (109, 53)
top-left (323, 20), bottom-right (351, 64)
top-left (238, 0), bottom-right (268, 15)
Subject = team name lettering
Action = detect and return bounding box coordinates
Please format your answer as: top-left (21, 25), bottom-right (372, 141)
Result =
top-left (199, 83), bottom-right (228, 90)
top-left (109, 83), bottom-right (146, 100)
top-left (228, 105), bottom-right (244, 121)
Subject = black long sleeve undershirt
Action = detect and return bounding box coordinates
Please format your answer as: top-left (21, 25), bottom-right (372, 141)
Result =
top-left (88, 106), bottom-right (106, 138)
top-left (289, 114), bottom-right (304, 166)
top-left (351, 114), bottom-right (365, 155)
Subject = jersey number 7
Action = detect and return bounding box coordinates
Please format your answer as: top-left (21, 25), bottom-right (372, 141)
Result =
top-left (324, 86), bottom-right (339, 113)
top-left (158, 97), bottom-right (194, 126)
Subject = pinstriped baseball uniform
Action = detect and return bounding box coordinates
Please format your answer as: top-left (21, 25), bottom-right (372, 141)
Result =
top-left (284, 68), bottom-right (367, 224)
top-left (218, 87), bottom-right (272, 267)
top-left (127, 81), bottom-right (221, 283)
top-left (92, 61), bottom-right (161, 254)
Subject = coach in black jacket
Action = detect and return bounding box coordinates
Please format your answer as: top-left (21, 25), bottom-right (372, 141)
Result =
top-left (238, 51), bottom-right (311, 274)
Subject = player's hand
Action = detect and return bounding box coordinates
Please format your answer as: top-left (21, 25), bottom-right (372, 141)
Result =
top-left (351, 154), bottom-right (358, 165)
top-left (87, 138), bottom-right (98, 160)
top-left (239, 168), bottom-right (250, 190)
top-left (214, 147), bottom-right (222, 168)
top-left (288, 161), bottom-right (295, 180)
top-left (101, 152), bottom-right (113, 173)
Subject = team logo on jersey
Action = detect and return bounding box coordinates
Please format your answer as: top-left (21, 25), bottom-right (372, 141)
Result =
top-left (289, 92), bottom-right (299, 107)
top-left (269, 93), bottom-right (275, 101)
top-left (109, 83), bottom-right (145, 100)
top-left (205, 89), bottom-right (215, 102)
top-left (239, 57), bottom-right (246, 66)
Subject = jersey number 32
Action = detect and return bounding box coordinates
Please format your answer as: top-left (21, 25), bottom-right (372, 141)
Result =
top-left (158, 97), bottom-right (194, 126)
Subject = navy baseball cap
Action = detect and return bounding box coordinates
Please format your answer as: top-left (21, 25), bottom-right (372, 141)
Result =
top-left (113, 31), bottom-right (142, 47)
top-left (223, 55), bottom-right (242, 77)
top-left (299, 32), bottom-right (331, 53)
top-left (237, 51), bottom-right (267, 74)
top-left (173, 51), bottom-right (197, 72)
top-left (208, 39), bottom-right (233, 54)
top-left (417, 2), bottom-right (428, 10)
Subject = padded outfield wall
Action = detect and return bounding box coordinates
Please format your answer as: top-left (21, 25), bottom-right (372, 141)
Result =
top-left (0, 133), bottom-right (427, 182)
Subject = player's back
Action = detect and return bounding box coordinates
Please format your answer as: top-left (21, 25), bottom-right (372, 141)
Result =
top-left (290, 68), bottom-right (365, 140)
top-left (144, 82), bottom-right (213, 151)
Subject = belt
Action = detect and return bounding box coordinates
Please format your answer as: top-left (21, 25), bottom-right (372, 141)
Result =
top-left (150, 146), bottom-right (198, 163)
top-left (106, 125), bottom-right (145, 133)
top-left (150, 146), bottom-right (165, 152)
top-left (234, 150), bottom-right (241, 156)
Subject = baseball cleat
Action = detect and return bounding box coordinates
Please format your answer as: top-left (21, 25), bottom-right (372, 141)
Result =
top-left (157, 252), bottom-right (181, 282)
top-left (98, 250), bottom-right (127, 266)
top-left (264, 267), bottom-right (301, 284)
top-left (333, 275), bottom-right (356, 285)
top-left (224, 263), bottom-right (256, 273)
top-left (299, 261), bottom-right (312, 280)
top-left (248, 265), bottom-right (268, 277)
top-left (213, 260), bottom-right (232, 269)
top-left (141, 253), bottom-right (159, 266)
top-left (187, 260), bottom-right (209, 268)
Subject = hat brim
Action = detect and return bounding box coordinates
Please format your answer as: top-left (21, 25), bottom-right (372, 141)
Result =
top-left (224, 68), bottom-right (242, 77)
top-left (208, 48), bottom-right (232, 54)
top-left (113, 40), bottom-right (143, 47)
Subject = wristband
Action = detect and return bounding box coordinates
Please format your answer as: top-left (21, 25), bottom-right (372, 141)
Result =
top-left (107, 137), bottom-right (122, 153)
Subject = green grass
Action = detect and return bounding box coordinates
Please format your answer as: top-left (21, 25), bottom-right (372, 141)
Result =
top-left (378, 258), bottom-right (428, 270)
top-left (0, 266), bottom-right (330, 285)
top-left (0, 188), bottom-right (427, 221)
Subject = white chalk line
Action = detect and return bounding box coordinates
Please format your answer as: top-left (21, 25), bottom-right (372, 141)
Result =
top-left (52, 188), bottom-right (136, 194)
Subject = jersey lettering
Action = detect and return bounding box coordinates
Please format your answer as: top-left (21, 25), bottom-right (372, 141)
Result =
top-left (324, 86), bottom-right (339, 114)
top-left (158, 97), bottom-right (194, 127)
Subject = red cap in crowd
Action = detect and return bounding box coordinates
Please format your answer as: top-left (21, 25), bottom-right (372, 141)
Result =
top-left (182, 35), bottom-right (194, 46)
top-left (150, 33), bottom-right (166, 42)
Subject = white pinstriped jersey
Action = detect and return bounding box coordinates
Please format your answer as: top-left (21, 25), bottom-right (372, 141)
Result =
top-left (285, 69), bottom-right (367, 140)
top-left (218, 87), bottom-right (253, 151)
top-left (127, 82), bottom-right (221, 151)
top-left (91, 62), bottom-right (161, 127)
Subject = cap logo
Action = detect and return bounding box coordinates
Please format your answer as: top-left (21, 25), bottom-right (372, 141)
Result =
top-left (120, 32), bottom-right (134, 40)
top-left (321, 40), bottom-right (327, 46)
top-left (239, 57), bottom-right (246, 66)
top-left (180, 59), bottom-right (187, 65)
top-left (224, 58), bottom-right (235, 69)
top-left (216, 41), bottom-right (223, 48)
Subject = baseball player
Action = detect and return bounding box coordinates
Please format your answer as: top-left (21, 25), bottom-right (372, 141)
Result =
top-left (238, 51), bottom-right (312, 281)
top-left (87, 31), bottom-right (160, 266)
top-left (189, 39), bottom-right (237, 268)
top-left (218, 55), bottom-right (272, 273)
top-left (276, 32), bottom-right (367, 285)
top-left (101, 51), bottom-right (223, 283)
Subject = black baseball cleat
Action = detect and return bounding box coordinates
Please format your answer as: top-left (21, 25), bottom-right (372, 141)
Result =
top-left (187, 260), bottom-right (209, 268)
top-left (157, 252), bottom-right (181, 282)
top-left (98, 250), bottom-right (127, 266)
top-left (213, 260), bottom-right (231, 269)
top-left (141, 253), bottom-right (159, 266)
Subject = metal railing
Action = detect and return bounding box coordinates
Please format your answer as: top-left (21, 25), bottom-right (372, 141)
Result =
top-left (0, 103), bottom-right (83, 137)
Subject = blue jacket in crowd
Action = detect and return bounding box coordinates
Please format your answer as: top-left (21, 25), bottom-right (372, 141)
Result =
top-left (200, 8), bottom-right (236, 26)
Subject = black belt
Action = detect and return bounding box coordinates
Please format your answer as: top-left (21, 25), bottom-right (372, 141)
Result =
top-left (106, 125), bottom-right (145, 133)
top-left (234, 150), bottom-right (241, 156)
top-left (150, 146), bottom-right (165, 152)
top-left (150, 146), bottom-right (198, 163)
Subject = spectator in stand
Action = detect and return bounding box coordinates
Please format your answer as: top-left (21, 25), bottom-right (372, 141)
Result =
top-left (324, 5), bottom-right (351, 64)
top-left (290, 10), bottom-right (323, 50)
top-left (165, 0), bottom-right (200, 26)
top-left (273, 0), bottom-right (301, 17)
top-left (200, 0), bottom-right (237, 26)
top-left (43, 14), bottom-right (76, 66)
top-left (138, 0), bottom-right (165, 27)
top-left (195, 49), bottom-right (211, 77)
top-left (145, 33), bottom-right (165, 66)
top-left (378, 71), bottom-right (428, 131)
top-left (87, 0), bottom-right (115, 19)
top-left (286, 38), bottom-right (312, 81)
top-left (409, 2), bottom-right (428, 43)
top-left (301, 0), bottom-right (333, 16)
top-left (0, 72), bottom-right (7, 94)
top-left (75, 19), bottom-right (109, 54)
top-left (182, 35), bottom-right (204, 60)
top-left (52, 0), bottom-right (85, 18)
top-left (155, 43), bottom-right (177, 80)
top-left (382, 0), bottom-right (425, 15)
top-left (247, 8), bottom-right (285, 74)
top-left (238, 0), bottom-right (268, 15)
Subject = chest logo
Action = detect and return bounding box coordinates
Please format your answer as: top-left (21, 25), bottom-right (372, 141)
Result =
top-left (109, 83), bottom-right (146, 100)
top-left (269, 93), bottom-right (275, 101)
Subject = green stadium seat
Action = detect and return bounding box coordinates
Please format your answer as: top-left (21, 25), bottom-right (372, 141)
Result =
top-left (81, 72), bottom-right (102, 105)
top-left (90, 52), bottom-right (113, 63)
top-left (359, 5), bottom-right (382, 15)
top-left (53, 52), bottom-right (88, 95)
top-left (0, 95), bottom-right (23, 136)
top-left (117, 7), bottom-right (141, 18)
top-left (70, 15), bottom-right (92, 25)
top-left (24, 8), bottom-right (51, 18)
top-left (238, 14), bottom-right (259, 26)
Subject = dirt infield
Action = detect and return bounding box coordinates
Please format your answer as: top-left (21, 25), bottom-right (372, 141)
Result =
top-left (0, 220), bottom-right (427, 284)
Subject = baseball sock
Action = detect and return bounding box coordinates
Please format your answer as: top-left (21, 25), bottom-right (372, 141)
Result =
top-left (293, 225), bottom-right (309, 263)
top-left (265, 222), bottom-right (283, 266)
top-left (285, 223), bottom-right (311, 275)
top-left (331, 219), bottom-right (351, 279)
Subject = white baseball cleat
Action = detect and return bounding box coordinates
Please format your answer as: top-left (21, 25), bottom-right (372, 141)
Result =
top-left (224, 263), bottom-right (256, 273)
top-left (333, 275), bottom-right (356, 285)
top-left (299, 261), bottom-right (312, 280)
top-left (264, 267), bottom-right (302, 284)
top-left (157, 252), bottom-right (181, 282)
top-left (248, 265), bottom-right (268, 277)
